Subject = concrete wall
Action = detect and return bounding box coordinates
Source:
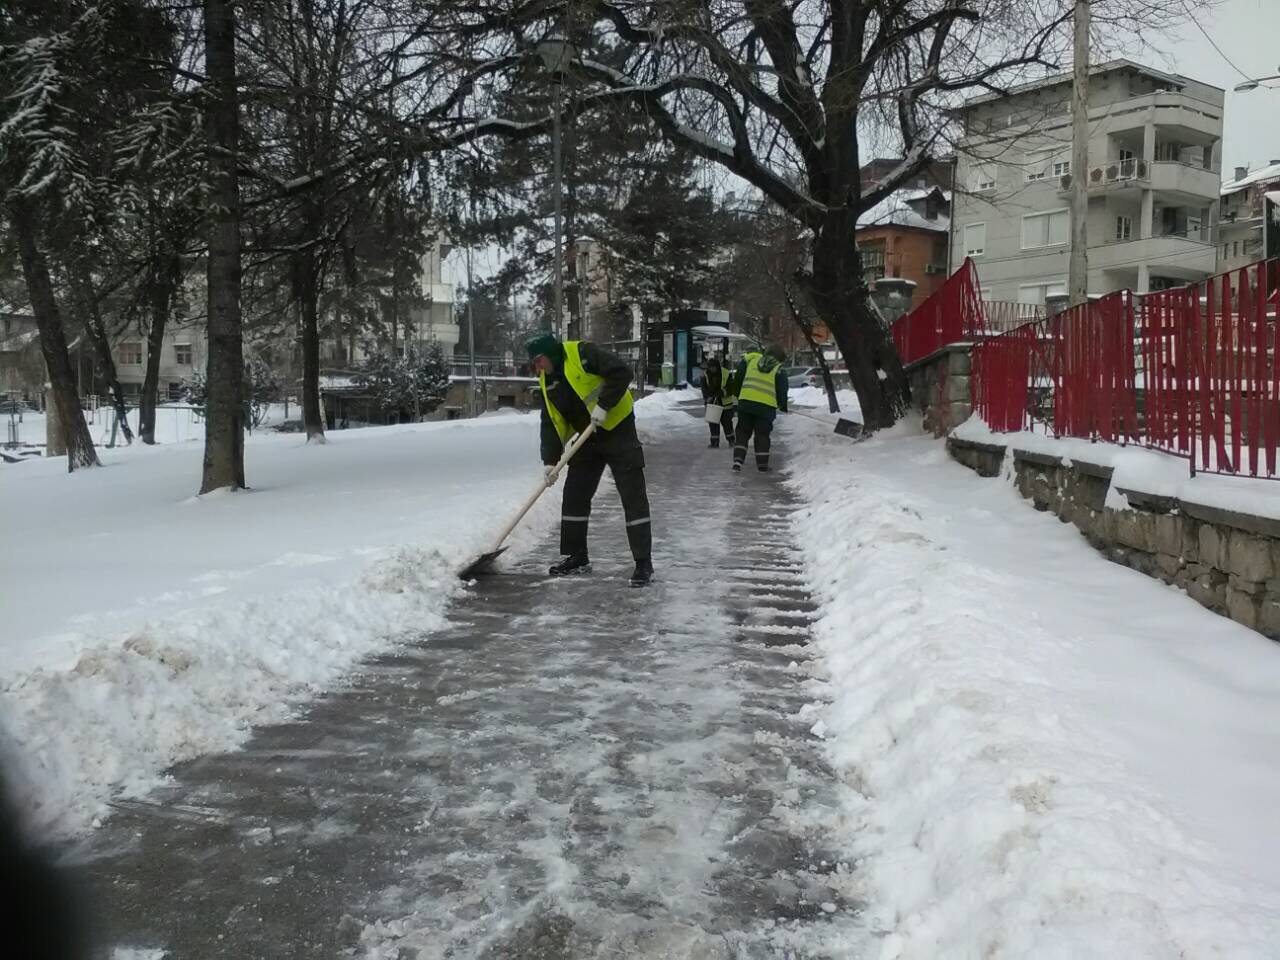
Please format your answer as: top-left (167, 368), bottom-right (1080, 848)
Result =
top-left (905, 345), bottom-right (972, 437)
top-left (948, 437), bottom-right (1280, 641)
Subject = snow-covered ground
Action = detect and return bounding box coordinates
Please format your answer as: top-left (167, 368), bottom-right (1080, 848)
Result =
top-left (1, 391), bottom-right (695, 838)
top-left (789, 420), bottom-right (1280, 957)
top-left (0, 412), bottom-right (563, 836)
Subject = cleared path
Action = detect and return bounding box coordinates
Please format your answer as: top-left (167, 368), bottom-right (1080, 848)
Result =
top-left (79, 409), bottom-right (853, 959)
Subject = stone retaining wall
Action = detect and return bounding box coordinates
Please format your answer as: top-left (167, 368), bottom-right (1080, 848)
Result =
top-left (906, 345), bottom-right (973, 437)
top-left (948, 436), bottom-right (1280, 641)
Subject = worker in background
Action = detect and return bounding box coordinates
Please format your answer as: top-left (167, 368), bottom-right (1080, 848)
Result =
top-left (728, 344), bottom-right (788, 472)
top-left (699, 355), bottom-right (735, 449)
top-left (527, 332), bottom-right (653, 587)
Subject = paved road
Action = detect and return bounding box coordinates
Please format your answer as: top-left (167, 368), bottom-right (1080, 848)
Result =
top-left (78, 409), bottom-right (856, 959)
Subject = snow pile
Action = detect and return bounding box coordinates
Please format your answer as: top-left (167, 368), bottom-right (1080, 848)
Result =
top-left (953, 415), bottom-right (1280, 522)
top-left (787, 421), bottom-right (1280, 957)
top-left (1, 414), bottom-right (557, 836)
top-left (633, 386), bottom-right (700, 438)
top-left (788, 385), bottom-right (862, 419)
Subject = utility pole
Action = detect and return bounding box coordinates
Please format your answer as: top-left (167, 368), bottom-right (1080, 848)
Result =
top-left (551, 79), bottom-right (564, 339)
top-left (466, 194), bottom-right (478, 418)
top-left (1069, 0), bottom-right (1090, 306)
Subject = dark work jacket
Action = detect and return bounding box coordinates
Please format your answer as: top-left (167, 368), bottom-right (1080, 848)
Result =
top-left (730, 356), bottom-right (789, 421)
top-left (701, 365), bottom-right (725, 404)
top-left (539, 341), bottom-right (639, 465)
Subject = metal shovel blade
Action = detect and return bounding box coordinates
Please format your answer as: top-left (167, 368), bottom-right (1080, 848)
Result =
top-left (833, 418), bottom-right (863, 439)
top-left (458, 546), bottom-right (509, 580)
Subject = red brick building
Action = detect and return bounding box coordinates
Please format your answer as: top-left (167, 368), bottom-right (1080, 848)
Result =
top-left (855, 187), bottom-right (952, 311)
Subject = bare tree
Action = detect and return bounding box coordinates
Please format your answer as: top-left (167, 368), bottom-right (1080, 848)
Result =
top-left (200, 0), bottom-right (247, 492)
top-left (396, 0), bottom-right (1185, 428)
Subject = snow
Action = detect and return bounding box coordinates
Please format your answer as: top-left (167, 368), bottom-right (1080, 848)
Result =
top-left (953, 415), bottom-right (1280, 522)
top-left (787, 419), bottom-right (1280, 957)
top-left (1221, 160), bottom-right (1280, 194)
top-left (857, 189), bottom-right (949, 233)
top-left (0, 413), bottom-right (558, 837)
top-left (788, 385), bottom-right (862, 417)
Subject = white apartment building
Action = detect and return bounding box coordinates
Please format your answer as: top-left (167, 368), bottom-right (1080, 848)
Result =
top-left (1219, 160), bottom-right (1280, 273)
top-left (951, 60), bottom-right (1224, 305)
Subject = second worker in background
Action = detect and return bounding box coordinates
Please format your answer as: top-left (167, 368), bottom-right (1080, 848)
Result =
top-left (728, 345), bottom-right (788, 472)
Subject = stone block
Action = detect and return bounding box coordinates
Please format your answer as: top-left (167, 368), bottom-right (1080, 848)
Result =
top-left (1174, 567), bottom-right (1192, 590)
top-left (1261, 598), bottom-right (1280, 640)
top-left (947, 401), bottom-right (973, 428)
top-left (1226, 587), bottom-right (1261, 631)
top-left (1187, 574), bottom-right (1226, 612)
top-left (1198, 525), bottom-right (1225, 570)
top-left (1228, 574), bottom-right (1265, 597)
top-left (1126, 550), bottom-right (1157, 578)
top-left (1157, 553), bottom-right (1183, 579)
top-left (1111, 509), bottom-right (1157, 553)
top-left (1154, 514), bottom-right (1191, 558)
top-left (944, 374), bottom-right (971, 403)
top-left (948, 349), bottom-right (973, 376)
top-left (1226, 529), bottom-right (1275, 582)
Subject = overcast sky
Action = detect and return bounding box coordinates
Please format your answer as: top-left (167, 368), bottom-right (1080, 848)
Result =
top-left (1144, 0), bottom-right (1280, 173)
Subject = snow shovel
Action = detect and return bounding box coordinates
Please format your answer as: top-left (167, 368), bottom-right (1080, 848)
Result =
top-left (789, 408), bottom-right (863, 439)
top-left (458, 422), bottom-right (598, 579)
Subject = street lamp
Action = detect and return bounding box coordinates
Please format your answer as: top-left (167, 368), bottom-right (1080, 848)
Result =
top-left (1234, 70), bottom-right (1280, 92)
top-left (535, 31), bottom-right (577, 340)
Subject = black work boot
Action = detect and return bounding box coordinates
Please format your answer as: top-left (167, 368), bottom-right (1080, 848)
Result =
top-left (629, 558), bottom-right (653, 587)
top-left (731, 462), bottom-right (742, 472)
top-left (549, 554), bottom-right (591, 576)
top-left (709, 438), bottom-right (719, 448)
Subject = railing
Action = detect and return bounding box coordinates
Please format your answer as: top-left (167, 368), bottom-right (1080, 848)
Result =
top-left (970, 258), bottom-right (1280, 479)
top-left (890, 257), bottom-right (984, 364)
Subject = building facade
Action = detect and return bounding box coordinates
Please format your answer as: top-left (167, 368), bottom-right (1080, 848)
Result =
top-left (951, 60), bottom-right (1224, 304)
top-left (1218, 161), bottom-right (1280, 273)
top-left (856, 187), bottom-right (951, 311)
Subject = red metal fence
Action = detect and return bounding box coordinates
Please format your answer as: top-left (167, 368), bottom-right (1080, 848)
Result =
top-left (891, 257), bottom-right (984, 363)
top-left (967, 258), bottom-right (1280, 479)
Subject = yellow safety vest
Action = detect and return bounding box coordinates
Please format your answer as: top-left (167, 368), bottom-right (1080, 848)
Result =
top-left (737, 352), bottom-right (779, 408)
top-left (539, 340), bottom-right (635, 442)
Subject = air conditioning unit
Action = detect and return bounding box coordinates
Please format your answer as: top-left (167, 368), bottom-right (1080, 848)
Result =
top-left (1059, 173), bottom-right (1072, 191)
top-left (924, 263), bottom-right (946, 275)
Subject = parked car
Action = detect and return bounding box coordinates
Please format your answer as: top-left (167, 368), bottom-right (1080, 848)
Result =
top-left (0, 399), bottom-right (34, 416)
top-left (786, 367), bottom-right (852, 390)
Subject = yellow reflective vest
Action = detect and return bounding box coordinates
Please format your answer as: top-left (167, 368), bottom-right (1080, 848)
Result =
top-left (737, 352), bottom-right (779, 408)
top-left (539, 340), bottom-right (635, 442)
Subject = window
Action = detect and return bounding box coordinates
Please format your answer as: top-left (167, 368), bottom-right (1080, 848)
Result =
top-left (1119, 148), bottom-right (1136, 162)
top-left (1026, 166), bottom-right (1047, 182)
top-left (166, 381), bottom-right (184, 402)
top-left (174, 343), bottom-right (193, 365)
top-left (120, 342), bottom-right (143, 365)
top-left (1224, 243), bottom-right (1229, 259)
top-left (1233, 241), bottom-right (1239, 258)
top-left (1021, 209), bottom-right (1070, 248)
top-left (1018, 280), bottom-right (1067, 306)
top-left (964, 223), bottom-right (986, 257)
top-left (973, 167), bottom-right (996, 192)
top-left (1053, 160), bottom-right (1071, 177)
top-left (1115, 216), bottom-right (1132, 241)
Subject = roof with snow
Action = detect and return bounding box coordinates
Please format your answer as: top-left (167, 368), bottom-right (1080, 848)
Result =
top-left (1222, 161), bottom-right (1280, 196)
top-left (856, 188), bottom-right (950, 233)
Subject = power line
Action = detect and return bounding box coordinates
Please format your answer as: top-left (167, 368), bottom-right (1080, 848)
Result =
top-left (1179, 1), bottom-right (1268, 86)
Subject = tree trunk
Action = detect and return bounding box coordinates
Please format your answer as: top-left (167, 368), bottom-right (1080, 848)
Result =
top-left (200, 0), bottom-right (246, 493)
top-left (140, 251), bottom-right (179, 444)
top-left (294, 248), bottom-right (326, 442)
top-left (9, 198), bottom-right (100, 470)
top-left (784, 286), bottom-right (839, 413)
top-left (70, 266), bottom-right (134, 444)
top-left (807, 217), bottom-right (909, 431)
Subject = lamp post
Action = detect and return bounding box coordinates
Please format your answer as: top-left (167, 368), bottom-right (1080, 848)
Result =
top-left (1234, 71), bottom-right (1280, 92)
top-left (536, 32), bottom-right (576, 339)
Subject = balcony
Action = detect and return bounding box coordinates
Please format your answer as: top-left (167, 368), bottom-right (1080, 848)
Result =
top-left (1149, 161), bottom-right (1219, 202)
top-left (1091, 233), bottom-right (1217, 277)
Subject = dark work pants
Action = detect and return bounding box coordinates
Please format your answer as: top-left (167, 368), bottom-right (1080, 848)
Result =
top-left (709, 408), bottom-right (735, 444)
top-left (560, 455), bottom-right (652, 562)
top-left (733, 411), bottom-right (773, 468)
